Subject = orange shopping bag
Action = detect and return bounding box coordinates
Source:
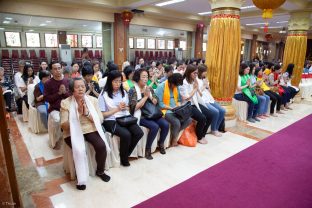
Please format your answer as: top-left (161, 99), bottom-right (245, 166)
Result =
top-left (178, 122), bottom-right (197, 147)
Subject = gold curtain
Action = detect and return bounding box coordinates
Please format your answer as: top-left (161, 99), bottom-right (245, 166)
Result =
top-left (282, 32), bottom-right (307, 87)
top-left (206, 11), bottom-right (241, 103)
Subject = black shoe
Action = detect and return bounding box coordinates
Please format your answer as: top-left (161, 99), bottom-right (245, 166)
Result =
top-left (76, 184), bottom-right (86, 190)
top-left (145, 148), bottom-right (153, 160)
top-left (121, 160), bottom-right (130, 167)
top-left (96, 171), bottom-right (111, 182)
top-left (159, 145), bottom-right (166, 155)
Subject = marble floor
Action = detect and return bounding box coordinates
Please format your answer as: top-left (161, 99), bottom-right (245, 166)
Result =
top-left (9, 100), bottom-right (312, 208)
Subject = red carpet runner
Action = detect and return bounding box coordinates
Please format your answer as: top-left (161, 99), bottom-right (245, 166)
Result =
top-left (134, 114), bottom-right (312, 208)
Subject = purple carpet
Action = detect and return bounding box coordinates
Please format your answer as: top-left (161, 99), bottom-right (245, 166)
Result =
top-left (134, 114), bottom-right (312, 208)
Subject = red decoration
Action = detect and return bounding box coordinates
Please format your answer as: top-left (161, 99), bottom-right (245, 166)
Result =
top-left (264, 23), bottom-right (269, 33)
top-left (121, 11), bottom-right (133, 25)
top-left (265, 33), bottom-right (273, 41)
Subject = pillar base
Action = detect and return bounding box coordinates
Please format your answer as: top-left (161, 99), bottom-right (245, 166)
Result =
top-left (293, 92), bottom-right (302, 103)
top-left (221, 103), bottom-right (237, 128)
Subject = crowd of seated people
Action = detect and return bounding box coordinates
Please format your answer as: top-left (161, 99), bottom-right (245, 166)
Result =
top-left (1, 56), bottom-right (305, 191)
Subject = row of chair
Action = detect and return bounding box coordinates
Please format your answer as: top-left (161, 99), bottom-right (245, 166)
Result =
top-left (133, 50), bottom-right (176, 65)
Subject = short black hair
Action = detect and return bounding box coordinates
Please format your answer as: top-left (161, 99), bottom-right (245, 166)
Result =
top-left (39, 70), bottom-right (51, 80)
top-left (104, 70), bottom-right (125, 99)
top-left (124, 65), bottom-right (135, 80)
top-left (132, 68), bottom-right (148, 83)
top-left (164, 65), bottom-right (174, 73)
top-left (81, 63), bottom-right (94, 77)
top-left (239, 63), bottom-right (248, 76)
top-left (168, 73), bottom-right (183, 86)
top-left (273, 64), bottom-right (281, 71)
top-left (71, 62), bottom-right (79, 67)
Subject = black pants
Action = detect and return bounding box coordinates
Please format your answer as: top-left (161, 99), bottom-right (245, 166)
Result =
top-left (16, 95), bottom-right (28, 114)
top-left (64, 131), bottom-right (107, 173)
top-left (281, 86), bottom-right (292, 105)
top-left (3, 91), bottom-right (12, 111)
top-left (191, 104), bottom-right (213, 140)
top-left (103, 120), bottom-right (143, 163)
top-left (264, 90), bottom-right (281, 113)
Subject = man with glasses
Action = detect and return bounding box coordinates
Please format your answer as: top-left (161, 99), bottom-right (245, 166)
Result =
top-left (44, 61), bottom-right (70, 149)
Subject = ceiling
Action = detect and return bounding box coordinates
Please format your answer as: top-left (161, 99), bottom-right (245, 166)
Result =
top-left (129, 25), bottom-right (187, 38)
top-left (0, 0), bottom-right (312, 36)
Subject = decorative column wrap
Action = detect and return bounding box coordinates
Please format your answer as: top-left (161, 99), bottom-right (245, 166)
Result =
top-left (282, 12), bottom-right (310, 87)
top-left (194, 23), bottom-right (205, 59)
top-left (206, 8), bottom-right (241, 120)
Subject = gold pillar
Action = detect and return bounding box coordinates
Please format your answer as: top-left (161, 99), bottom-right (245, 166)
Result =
top-left (282, 12), bottom-right (310, 87)
top-left (206, 0), bottom-right (243, 120)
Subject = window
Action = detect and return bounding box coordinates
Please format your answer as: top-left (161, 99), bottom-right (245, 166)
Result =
top-left (96, 36), bottom-right (102, 48)
top-left (180, 40), bottom-right (186, 50)
top-left (157, 39), bottom-right (165, 49)
top-left (167, 40), bottom-right (174, 49)
top-left (147, 39), bottom-right (155, 49)
top-left (26, 33), bottom-right (40, 47)
top-left (81, 35), bottom-right (93, 48)
top-left (136, 38), bottom-right (145, 49)
top-left (66, 34), bottom-right (78, 47)
top-left (5, 32), bottom-right (21, 47)
top-left (45, 33), bottom-right (58, 47)
top-left (129, 37), bottom-right (134, 49)
top-left (203, 43), bottom-right (207, 52)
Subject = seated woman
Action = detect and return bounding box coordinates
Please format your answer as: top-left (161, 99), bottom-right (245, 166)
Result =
top-left (122, 65), bottom-right (135, 92)
top-left (71, 62), bottom-right (81, 78)
top-left (99, 70), bottom-right (143, 166)
top-left (234, 64), bottom-right (259, 123)
top-left (60, 78), bottom-right (111, 191)
top-left (180, 65), bottom-right (213, 144)
top-left (267, 65), bottom-right (291, 110)
top-left (147, 66), bottom-right (159, 90)
top-left (82, 63), bottom-right (100, 98)
top-left (34, 70), bottom-right (51, 129)
top-left (197, 65), bottom-right (225, 137)
top-left (249, 64), bottom-right (270, 119)
top-left (280, 63), bottom-right (299, 101)
top-left (22, 64), bottom-right (40, 108)
top-left (92, 61), bottom-right (102, 83)
top-left (0, 67), bottom-right (14, 114)
top-left (128, 68), bottom-right (169, 160)
top-left (155, 73), bottom-right (192, 146)
top-left (256, 68), bottom-right (282, 116)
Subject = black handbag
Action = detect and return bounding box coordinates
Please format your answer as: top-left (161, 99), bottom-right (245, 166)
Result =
top-left (172, 101), bottom-right (193, 122)
top-left (141, 99), bottom-right (163, 119)
top-left (116, 115), bottom-right (138, 127)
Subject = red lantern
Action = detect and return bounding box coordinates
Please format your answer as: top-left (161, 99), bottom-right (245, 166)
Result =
top-left (121, 11), bottom-right (133, 25)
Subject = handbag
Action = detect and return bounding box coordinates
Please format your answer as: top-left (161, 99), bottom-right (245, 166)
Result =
top-left (116, 115), bottom-right (138, 127)
top-left (178, 121), bottom-right (197, 147)
top-left (141, 99), bottom-right (163, 119)
top-left (172, 101), bottom-right (193, 122)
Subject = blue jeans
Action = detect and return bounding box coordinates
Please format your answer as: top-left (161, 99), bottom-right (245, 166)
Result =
top-left (140, 117), bottom-right (169, 149)
top-left (37, 105), bottom-right (48, 129)
top-left (257, 94), bottom-right (270, 115)
top-left (206, 102), bottom-right (225, 131)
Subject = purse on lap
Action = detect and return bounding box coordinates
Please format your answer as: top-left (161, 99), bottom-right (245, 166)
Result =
top-left (115, 115), bottom-right (138, 127)
top-left (172, 101), bottom-right (193, 122)
top-left (141, 99), bottom-right (163, 119)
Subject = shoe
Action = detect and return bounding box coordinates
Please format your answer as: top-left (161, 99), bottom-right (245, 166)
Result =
top-left (253, 117), bottom-right (261, 122)
top-left (121, 160), bottom-right (130, 167)
top-left (76, 184), bottom-right (86, 190)
top-left (145, 148), bottom-right (153, 160)
top-left (211, 131), bottom-right (222, 137)
top-left (247, 118), bottom-right (256, 123)
top-left (96, 171), bottom-right (111, 182)
top-left (158, 144), bottom-right (166, 154)
top-left (198, 138), bottom-right (208, 144)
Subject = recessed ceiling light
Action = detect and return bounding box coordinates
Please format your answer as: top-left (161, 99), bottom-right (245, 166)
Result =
top-left (0, 28), bottom-right (4, 30)
top-left (260, 26), bottom-right (283, 29)
top-left (46, 20), bottom-right (52, 23)
top-left (276, 21), bottom-right (288, 24)
top-left (28, 29), bottom-right (34, 32)
top-left (198, 11), bottom-right (212, 15)
top-left (3, 21), bottom-right (10, 24)
top-left (246, 23), bottom-right (267, 26)
top-left (156, 0), bottom-right (185, 7)
top-left (241, 5), bottom-right (256, 9)
top-left (5, 17), bottom-right (13, 20)
top-left (83, 25), bottom-right (87, 27)
top-left (39, 23), bottom-right (47, 26)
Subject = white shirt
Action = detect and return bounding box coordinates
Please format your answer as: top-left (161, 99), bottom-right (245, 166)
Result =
top-left (14, 72), bottom-right (26, 97)
top-left (235, 76), bottom-right (242, 94)
top-left (180, 79), bottom-right (204, 112)
top-left (197, 78), bottom-right (215, 104)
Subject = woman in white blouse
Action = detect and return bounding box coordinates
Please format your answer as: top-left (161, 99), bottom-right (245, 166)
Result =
top-left (180, 65), bottom-right (213, 144)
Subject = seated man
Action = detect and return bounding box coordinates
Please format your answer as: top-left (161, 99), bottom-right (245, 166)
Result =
top-left (44, 61), bottom-right (70, 148)
top-left (34, 70), bottom-right (51, 129)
